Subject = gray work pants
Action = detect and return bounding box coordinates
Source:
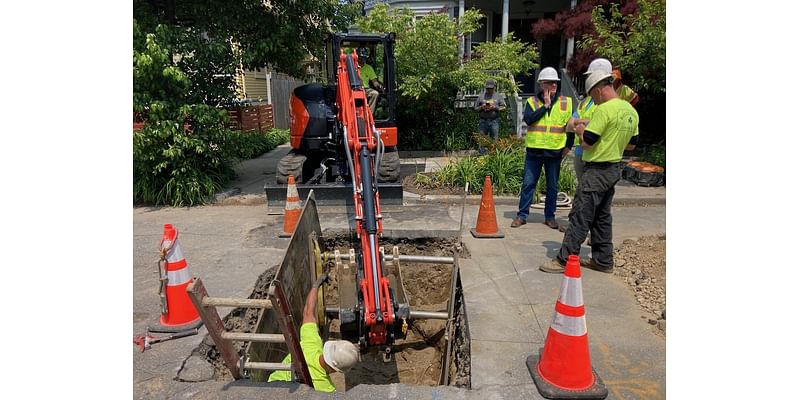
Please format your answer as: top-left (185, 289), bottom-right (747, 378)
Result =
top-left (573, 155), bottom-right (585, 181)
top-left (557, 162), bottom-right (623, 268)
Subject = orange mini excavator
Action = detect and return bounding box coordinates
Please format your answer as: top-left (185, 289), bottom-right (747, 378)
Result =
top-left (266, 33), bottom-right (408, 352)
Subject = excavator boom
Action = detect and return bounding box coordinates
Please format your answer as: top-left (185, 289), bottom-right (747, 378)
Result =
top-left (336, 50), bottom-right (394, 347)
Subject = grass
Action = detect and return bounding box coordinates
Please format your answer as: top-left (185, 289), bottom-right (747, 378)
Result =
top-left (414, 135), bottom-right (578, 199)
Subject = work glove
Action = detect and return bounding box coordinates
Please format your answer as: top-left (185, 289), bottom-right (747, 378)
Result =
top-left (314, 272), bottom-right (330, 288)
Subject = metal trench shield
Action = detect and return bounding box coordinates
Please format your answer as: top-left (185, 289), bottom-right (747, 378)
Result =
top-left (246, 191), bottom-right (322, 383)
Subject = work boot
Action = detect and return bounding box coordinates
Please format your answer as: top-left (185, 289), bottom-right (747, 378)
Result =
top-left (510, 217), bottom-right (527, 228)
top-left (558, 223), bottom-right (568, 233)
top-left (544, 219), bottom-right (559, 229)
top-left (539, 258), bottom-right (565, 273)
top-left (580, 258), bottom-right (613, 274)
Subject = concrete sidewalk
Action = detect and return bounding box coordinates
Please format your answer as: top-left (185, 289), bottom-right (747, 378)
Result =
top-left (459, 204), bottom-right (666, 398)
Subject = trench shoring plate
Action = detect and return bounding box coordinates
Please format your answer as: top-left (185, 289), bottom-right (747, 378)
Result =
top-left (246, 191), bottom-right (322, 382)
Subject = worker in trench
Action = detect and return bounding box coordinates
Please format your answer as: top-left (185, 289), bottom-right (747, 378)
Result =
top-left (268, 272), bottom-right (360, 392)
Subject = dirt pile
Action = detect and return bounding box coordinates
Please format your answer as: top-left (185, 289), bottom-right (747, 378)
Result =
top-left (612, 235), bottom-right (666, 338)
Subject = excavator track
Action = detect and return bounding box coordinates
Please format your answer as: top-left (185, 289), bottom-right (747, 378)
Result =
top-left (378, 147), bottom-right (400, 183)
top-left (276, 150), bottom-right (307, 184)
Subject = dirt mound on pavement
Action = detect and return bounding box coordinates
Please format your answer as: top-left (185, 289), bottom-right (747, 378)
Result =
top-left (613, 234), bottom-right (666, 338)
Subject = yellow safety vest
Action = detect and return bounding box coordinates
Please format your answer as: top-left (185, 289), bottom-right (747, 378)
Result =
top-left (526, 96), bottom-right (573, 150)
top-left (577, 97), bottom-right (595, 120)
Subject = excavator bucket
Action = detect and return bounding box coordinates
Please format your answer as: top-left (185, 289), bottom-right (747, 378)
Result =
top-left (335, 244), bottom-right (410, 346)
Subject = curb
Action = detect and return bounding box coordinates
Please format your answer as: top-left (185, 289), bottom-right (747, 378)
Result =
top-left (213, 191), bottom-right (665, 207)
top-left (402, 192), bottom-right (665, 206)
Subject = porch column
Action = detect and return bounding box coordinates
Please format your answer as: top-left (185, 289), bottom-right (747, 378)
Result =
top-left (566, 0), bottom-right (577, 64)
top-left (502, 0), bottom-right (509, 40)
top-left (459, 0), bottom-right (465, 61)
top-left (486, 12), bottom-right (492, 42)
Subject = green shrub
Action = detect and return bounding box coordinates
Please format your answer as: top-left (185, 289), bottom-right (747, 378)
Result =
top-left (134, 126), bottom-right (289, 207)
top-left (418, 136), bottom-right (577, 197)
top-left (640, 144), bottom-right (665, 168)
top-left (133, 105), bottom-right (236, 207)
top-left (228, 128), bottom-right (290, 160)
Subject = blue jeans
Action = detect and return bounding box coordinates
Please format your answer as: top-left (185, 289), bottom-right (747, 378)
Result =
top-left (478, 119), bottom-right (499, 154)
top-left (516, 152), bottom-right (561, 221)
top-left (479, 118), bottom-right (499, 140)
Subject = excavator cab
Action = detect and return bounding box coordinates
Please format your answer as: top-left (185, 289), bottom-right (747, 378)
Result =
top-left (325, 33), bottom-right (397, 127)
top-left (274, 32), bottom-right (400, 189)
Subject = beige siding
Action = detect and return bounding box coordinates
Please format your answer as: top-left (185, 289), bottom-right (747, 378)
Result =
top-left (236, 69), bottom-right (269, 101)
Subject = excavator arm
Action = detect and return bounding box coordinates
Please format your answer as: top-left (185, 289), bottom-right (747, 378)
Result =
top-left (335, 50), bottom-right (395, 347)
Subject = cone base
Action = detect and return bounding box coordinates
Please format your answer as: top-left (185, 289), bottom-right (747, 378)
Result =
top-left (149, 317), bottom-right (203, 333)
top-left (470, 228), bottom-right (504, 238)
top-left (278, 231), bottom-right (293, 238)
top-left (526, 353), bottom-right (608, 399)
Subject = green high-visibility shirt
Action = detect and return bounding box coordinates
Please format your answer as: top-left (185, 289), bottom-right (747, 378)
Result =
top-left (582, 98), bottom-right (639, 163)
top-left (360, 64), bottom-right (377, 88)
top-left (267, 323), bottom-right (336, 393)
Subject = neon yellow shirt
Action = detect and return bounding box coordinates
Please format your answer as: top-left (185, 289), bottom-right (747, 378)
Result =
top-left (360, 64), bottom-right (378, 88)
top-left (582, 98), bottom-right (639, 163)
top-left (267, 323), bottom-right (336, 393)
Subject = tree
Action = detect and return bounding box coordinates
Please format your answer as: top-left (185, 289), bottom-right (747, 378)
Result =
top-left (457, 33), bottom-right (539, 95)
top-left (356, 5), bottom-right (538, 149)
top-left (579, 0), bottom-right (665, 93)
top-left (531, 1), bottom-right (638, 80)
top-left (133, 0), bottom-right (360, 206)
top-left (356, 5), bottom-right (482, 102)
top-left (135, 0), bottom-right (359, 76)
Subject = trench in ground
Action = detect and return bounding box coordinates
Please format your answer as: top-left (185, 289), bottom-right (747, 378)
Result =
top-left (196, 234), bottom-right (471, 389)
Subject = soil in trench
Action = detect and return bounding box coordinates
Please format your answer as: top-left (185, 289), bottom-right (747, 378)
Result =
top-left (197, 234), bottom-right (470, 389)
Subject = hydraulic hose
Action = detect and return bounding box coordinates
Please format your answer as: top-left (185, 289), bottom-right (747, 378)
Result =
top-left (342, 126), bottom-right (357, 194)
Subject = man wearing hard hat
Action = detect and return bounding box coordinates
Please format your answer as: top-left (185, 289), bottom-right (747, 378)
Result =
top-left (539, 68), bottom-right (640, 274)
top-left (268, 272), bottom-right (360, 392)
top-left (568, 58), bottom-right (613, 185)
top-left (511, 66), bottom-right (574, 230)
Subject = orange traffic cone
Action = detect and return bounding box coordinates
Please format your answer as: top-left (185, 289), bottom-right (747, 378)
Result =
top-left (526, 255), bottom-right (608, 399)
top-left (470, 176), bottom-right (504, 238)
top-left (279, 175), bottom-right (302, 238)
top-left (149, 224), bottom-right (203, 333)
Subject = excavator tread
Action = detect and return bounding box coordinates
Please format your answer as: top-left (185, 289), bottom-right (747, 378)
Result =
top-left (276, 150), bottom-right (307, 184)
top-left (378, 148), bottom-right (400, 183)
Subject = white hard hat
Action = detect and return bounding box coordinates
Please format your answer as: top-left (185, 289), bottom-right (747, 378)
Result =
top-left (583, 58), bottom-right (612, 75)
top-left (322, 340), bottom-right (361, 373)
top-left (537, 67), bottom-right (560, 82)
top-left (585, 70), bottom-right (614, 94)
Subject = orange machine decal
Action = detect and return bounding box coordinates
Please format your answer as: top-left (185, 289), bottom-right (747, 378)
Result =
top-left (289, 95), bottom-right (308, 149)
top-left (378, 126), bottom-right (397, 147)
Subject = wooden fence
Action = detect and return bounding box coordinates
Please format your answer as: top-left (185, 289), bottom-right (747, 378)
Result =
top-left (227, 104), bottom-right (274, 132)
top-left (269, 72), bottom-right (305, 129)
top-left (133, 104), bottom-right (274, 133)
